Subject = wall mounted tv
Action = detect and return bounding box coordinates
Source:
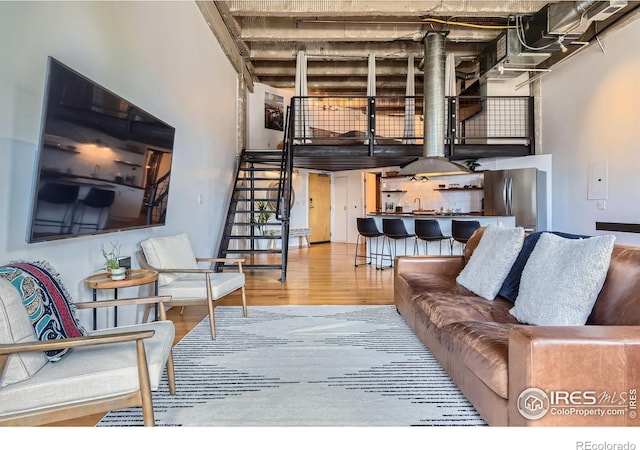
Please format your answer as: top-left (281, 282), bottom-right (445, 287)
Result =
top-left (28, 57), bottom-right (175, 243)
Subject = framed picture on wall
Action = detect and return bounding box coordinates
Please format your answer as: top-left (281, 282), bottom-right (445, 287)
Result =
top-left (264, 92), bottom-right (284, 131)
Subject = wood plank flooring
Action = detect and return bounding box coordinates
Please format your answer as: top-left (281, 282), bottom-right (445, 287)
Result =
top-left (46, 242), bottom-right (394, 426)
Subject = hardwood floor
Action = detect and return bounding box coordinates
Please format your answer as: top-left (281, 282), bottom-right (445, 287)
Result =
top-left (47, 242), bottom-right (394, 426)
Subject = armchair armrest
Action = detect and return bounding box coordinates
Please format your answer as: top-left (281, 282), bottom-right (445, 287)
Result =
top-left (75, 295), bottom-right (171, 321)
top-left (394, 255), bottom-right (465, 278)
top-left (196, 257), bottom-right (245, 264)
top-left (0, 330), bottom-right (155, 356)
top-left (0, 330), bottom-right (155, 379)
top-left (196, 257), bottom-right (244, 273)
top-left (508, 325), bottom-right (640, 426)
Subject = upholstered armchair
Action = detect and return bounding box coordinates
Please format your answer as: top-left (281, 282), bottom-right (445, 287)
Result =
top-left (0, 274), bottom-right (175, 427)
top-left (138, 233), bottom-right (247, 339)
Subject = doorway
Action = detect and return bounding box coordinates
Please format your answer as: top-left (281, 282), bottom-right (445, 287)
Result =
top-left (308, 173), bottom-right (331, 243)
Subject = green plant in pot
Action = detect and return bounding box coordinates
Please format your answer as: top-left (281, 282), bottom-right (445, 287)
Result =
top-left (253, 200), bottom-right (274, 236)
top-left (101, 241), bottom-right (126, 280)
top-left (464, 159), bottom-right (481, 172)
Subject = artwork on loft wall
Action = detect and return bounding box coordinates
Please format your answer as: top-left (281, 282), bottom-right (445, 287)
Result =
top-left (264, 92), bottom-right (284, 131)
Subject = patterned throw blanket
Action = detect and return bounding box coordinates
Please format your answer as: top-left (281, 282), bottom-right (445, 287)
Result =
top-left (0, 261), bottom-right (86, 361)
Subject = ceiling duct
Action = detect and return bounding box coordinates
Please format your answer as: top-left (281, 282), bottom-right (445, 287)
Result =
top-left (480, 1), bottom-right (627, 79)
top-left (399, 32), bottom-right (468, 176)
top-left (479, 28), bottom-right (552, 79)
top-left (522, 1), bottom-right (628, 50)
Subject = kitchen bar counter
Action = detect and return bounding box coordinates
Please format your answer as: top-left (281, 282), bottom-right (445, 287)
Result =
top-left (366, 213), bottom-right (515, 256)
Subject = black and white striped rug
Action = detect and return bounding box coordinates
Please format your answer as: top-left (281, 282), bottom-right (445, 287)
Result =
top-left (97, 305), bottom-right (485, 427)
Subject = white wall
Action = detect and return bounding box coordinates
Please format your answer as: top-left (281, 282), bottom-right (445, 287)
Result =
top-left (246, 83), bottom-right (309, 247)
top-left (541, 18), bottom-right (640, 245)
top-left (0, 2), bottom-right (238, 327)
top-left (247, 82), bottom-right (293, 150)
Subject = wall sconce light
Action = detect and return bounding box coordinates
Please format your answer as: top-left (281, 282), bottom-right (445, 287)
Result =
top-left (410, 176), bottom-right (417, 182)
top-left (421, 176), bottom-right (429, 182)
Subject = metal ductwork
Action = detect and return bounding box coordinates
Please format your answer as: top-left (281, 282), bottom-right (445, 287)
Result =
top-left (522, 0), bottom-right (628, 50)
top-left (398, 32), bottom-right (468, 176)
top-left (480, 0), bottom-right (628, 79)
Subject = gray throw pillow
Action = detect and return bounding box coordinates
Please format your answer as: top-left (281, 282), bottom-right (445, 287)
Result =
top-left (509, 232), bottom-right (615, 326)
top-left (456, 225), bottom-right (525, 300)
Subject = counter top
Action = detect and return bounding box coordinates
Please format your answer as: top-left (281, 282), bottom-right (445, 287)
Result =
top-left (41, 171), bottom-right (144, 190)
top-left (367, 212), bottom-right (509, 218)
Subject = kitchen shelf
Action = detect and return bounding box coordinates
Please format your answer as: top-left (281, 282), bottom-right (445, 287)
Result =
top-left (44, 144), bottom-right (80, 154)
top-left (114, 160), bottom-right (142, 168)
top-left (434, 187), bottom-right (483, 191)
top-left (381, 190), bottom-right (407, 193)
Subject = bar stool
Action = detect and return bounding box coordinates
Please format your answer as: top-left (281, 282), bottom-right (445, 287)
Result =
top-left (379, 218), bottom-right (415, 270)
top-left (72, 188), bottom-right (116, 233)
top-left (354, 218), bottom-right (384, 267)
top-left (414, 219), bottom-right (451, 255)
top-left (450, 219), bottom-right (481, 254)
top-left (34, 183), bottom-right (80, 234)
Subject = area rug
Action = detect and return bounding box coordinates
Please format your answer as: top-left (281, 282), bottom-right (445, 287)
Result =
top-left (97, 305), bottom-right (485, 427)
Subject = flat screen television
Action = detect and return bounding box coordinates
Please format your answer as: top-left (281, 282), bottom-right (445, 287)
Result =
top-left (28, 57), bottom-right (175, 243)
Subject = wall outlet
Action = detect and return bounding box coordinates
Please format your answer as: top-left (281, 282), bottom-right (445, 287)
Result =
top-left (597, 200), bottom-right (606, 210)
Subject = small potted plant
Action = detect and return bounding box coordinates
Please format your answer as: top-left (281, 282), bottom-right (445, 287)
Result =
top-left (101, 241), bottom-right (126, 280)
top-left (464, 158), bottom-right (481, 172)
top-left (253, 200), bottom-right (274, 236)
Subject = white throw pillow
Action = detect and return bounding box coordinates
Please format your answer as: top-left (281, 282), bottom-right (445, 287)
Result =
top-left (456, 225), bottom-right (525, 300)
top-left (140, 234), bottom-right (199, 286)
top-left (509, 233), bottom-right (615, 326)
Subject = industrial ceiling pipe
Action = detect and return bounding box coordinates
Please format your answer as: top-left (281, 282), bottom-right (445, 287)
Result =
top-left (424, 31), bottom-right (445, 160)
top-left (399, 31), bottom-right (468, 176)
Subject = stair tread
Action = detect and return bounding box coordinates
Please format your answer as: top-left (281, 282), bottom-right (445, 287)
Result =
top-left (217, 148), bottom-right (291, 278)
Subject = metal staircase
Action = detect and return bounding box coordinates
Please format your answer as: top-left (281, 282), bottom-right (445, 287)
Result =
top-left (216, 140), bottom-right (293, 281)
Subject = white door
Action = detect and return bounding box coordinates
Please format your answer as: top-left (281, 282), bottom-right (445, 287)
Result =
top-left (333, 176), bottom-right (348, 242)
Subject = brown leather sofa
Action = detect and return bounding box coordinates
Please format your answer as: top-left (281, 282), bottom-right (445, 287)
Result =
top-left (394, 227), bottom-right (640, 426)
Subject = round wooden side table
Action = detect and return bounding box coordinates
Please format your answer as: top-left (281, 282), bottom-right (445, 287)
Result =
top-left (84, 269), bottom-right (159, 329)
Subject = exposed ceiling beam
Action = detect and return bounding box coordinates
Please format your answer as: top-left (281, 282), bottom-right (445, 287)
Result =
top-left (236, 17), bottom-right (502, 42)
top-left (248, 41), bottom-right (484, 60)
top-left (197, 1), bottom-right (255, 92)
top-left (206, 1), bottom-right (640, 98)
top-left (221, 1), bottom-right (551, 17)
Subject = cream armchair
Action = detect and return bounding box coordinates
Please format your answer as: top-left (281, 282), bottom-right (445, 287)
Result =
top-left (138, 233), bottom-right (247, 340)
top-left (0, 278), bottom-right (175, 427)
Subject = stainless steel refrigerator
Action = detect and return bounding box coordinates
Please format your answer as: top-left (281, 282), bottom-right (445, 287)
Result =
top-left (483, 168), bottom-right (547, 232)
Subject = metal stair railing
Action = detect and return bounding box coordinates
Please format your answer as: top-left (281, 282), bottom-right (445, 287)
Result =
top-left (215, 108), bottom-right (294, 281)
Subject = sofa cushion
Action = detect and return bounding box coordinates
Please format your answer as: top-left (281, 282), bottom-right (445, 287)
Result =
top-left (0, 261), bottom-right (86, 362)
top-left (588, 245), bottom-right (640, 325)
top-left (440, 321), bottom-right (512, 399)
top-left (510, 233), bottom-right (616, 326)
top-left (0, 320), bottom-right (174, 417)
top-left (0, 278), bottom-right (48, 387)
top-left (140, 234), bottom-right (199, 286)
top-left (456, 225), bottom-right (524, 300)
top-left (498, 231), bottom-right (591, 302)
top-left (413, 288), bottom-right (519, 337)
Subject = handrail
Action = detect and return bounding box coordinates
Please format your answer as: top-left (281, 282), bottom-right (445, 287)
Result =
top-left (288, 95), bottom-right (534, 157)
